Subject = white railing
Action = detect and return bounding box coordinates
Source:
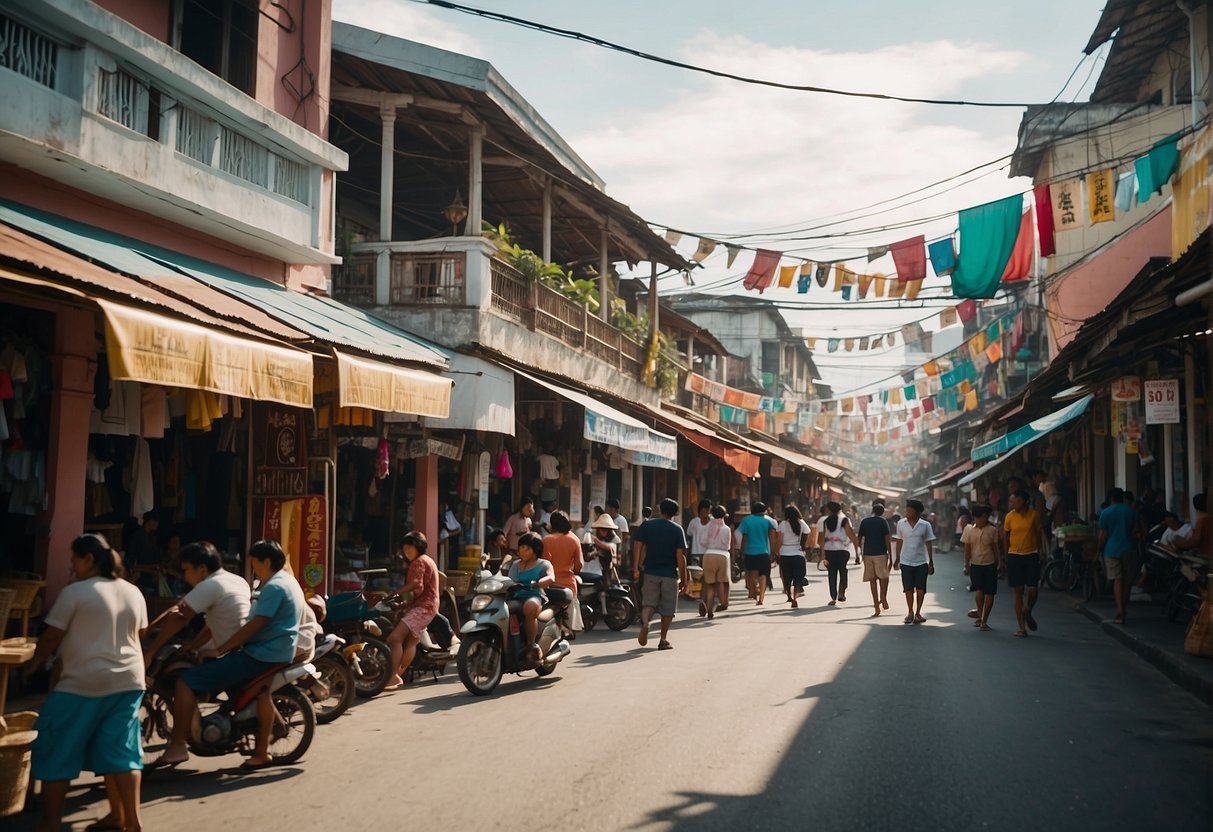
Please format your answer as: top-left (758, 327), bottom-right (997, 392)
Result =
top-left (96, 67), bottom-right (148, 134)
top-left (219, 125), bottom-right (269, 187)
top-left (271, 153), bottom-right (309, 204)
top-left (0, 13), bottom-right (58, 89)
top-left (176, 105), bottom-right (217, 164)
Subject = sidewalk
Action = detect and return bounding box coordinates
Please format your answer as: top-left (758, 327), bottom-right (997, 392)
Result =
top-left (1057, 590), bottom-right (1212, 707)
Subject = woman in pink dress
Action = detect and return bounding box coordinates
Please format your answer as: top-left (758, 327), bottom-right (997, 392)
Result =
top-left (386, 531), bottom-right (439, 690)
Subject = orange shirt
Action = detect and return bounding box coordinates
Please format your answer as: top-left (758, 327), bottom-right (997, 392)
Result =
top-left (542, 532), bottom-right (583, 592)
top-left (1004, 508), bottom-right (1041, 555)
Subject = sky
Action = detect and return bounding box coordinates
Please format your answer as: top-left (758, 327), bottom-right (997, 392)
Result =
top-left (331, 0), bottom-right (1110, 396)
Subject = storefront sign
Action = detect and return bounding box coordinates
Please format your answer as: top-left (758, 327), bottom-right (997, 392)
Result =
top-left (1144, 379), bottom-right (1180, 424)
top-left (252, 467), bottom-right (308, 498)
top-left (253, 404), bottom-right (308, 497)
top-left (300, 494), bottom-right (327, 595)
top-left (404, 437), bottom-right (464, 460)
top-left (1091, 401), bottom-right (1108, 436)
top-left (770, 459), bottom-right (787, 478)
top-left (569, 479), bottom-right (582, 522)
top-left (1110, 376), bottom-right (1141, 402)
top-left (590, 472), bottom-right (607, 510)
top-left (477, 451), bottom-right (491, 511)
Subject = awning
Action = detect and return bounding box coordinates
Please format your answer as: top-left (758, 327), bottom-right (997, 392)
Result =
top-left (960, 395), bottom-right (1093, 487)
top-left (744, 436), bottom-right (844, 480)
top-left (336, 351), bottom-right (451, 418)
top-left (971, 395), bottom-right (1094, 462)
top-left (102, 300), bottom-right (313, 407)
top-left (846, 480), bottom-right (902, 501)
top-left (926, 459), bottom-right (974, 490)
top-left (519, 372), bottom-right (677, 469)
top-left (428, 353), bottom-right (515, 435)
top-left (635, 404), bottom-right (760, 477)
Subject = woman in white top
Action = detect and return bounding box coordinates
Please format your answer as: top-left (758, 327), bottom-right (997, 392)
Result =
top-left (817, 501), bottom-right (859, 606)
top-left (777, 506), bottom-right (810, 608)
top-left (700, 505), bottom-right (734, 618)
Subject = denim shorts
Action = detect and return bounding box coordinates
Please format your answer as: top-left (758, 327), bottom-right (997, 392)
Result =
top-left (180, 649), bottom-right (280, 695)
top-left (32, 689), bottom-right (144, 780)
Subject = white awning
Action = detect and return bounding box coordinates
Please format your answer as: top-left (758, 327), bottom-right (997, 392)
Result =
top-left (428, 353), bottom-right (515, 435)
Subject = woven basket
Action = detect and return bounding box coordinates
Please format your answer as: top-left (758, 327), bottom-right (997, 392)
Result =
top-left (0, 590), bottom-right (14, 635)
top-left (0, 711), bottom-right (37, 817)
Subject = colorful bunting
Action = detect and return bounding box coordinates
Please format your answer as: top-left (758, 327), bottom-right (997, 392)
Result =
top-left (951, 194), bottom-right (1024, 299)
top-left (1050, 178), bottom-right (1083, 232)
top-left (1087, 169), bottom-right (1115, 224)
top-left (692, 237), bottom-right (717, 263)
top-left (778, 264), bottom-right (797, 289)
top-left (742, 249), bottom-right (781, 292)
top-left (725, 244), bottom-right (741, 268)
top-left (1000, 207), bottom-right (1034, 283)
top-left (1033, 183), bottom-right (1055, 257)
top-left (1135, 134), bottom-right (1180, 202)
top-left (890, 235), bottom-right (927, 283)
top-left (815, 263), bottom-right (830, 287)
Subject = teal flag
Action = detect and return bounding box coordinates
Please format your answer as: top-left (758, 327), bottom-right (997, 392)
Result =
top-left (1135, 134), bottom-right (1180, 203)
top-left (951, 194), bottom-right (1024, 299)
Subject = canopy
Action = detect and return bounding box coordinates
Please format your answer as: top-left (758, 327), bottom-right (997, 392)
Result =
top-left (743, 436), bottom-right (844, 480)
top-left (846, 480), bottom-right (902, 501)
top-left (643, 405), bottom-right (760, 478)
top-left (925, 460), bottom-right (975, 490)
top-left (335, 351), bottom-right (451, 418)
top-left (971, 395), bottom-right (1094, 462)
top-left (429, 353), bottom-right (515, 435)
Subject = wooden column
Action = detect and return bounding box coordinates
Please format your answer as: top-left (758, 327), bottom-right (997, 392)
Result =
top-left (599, 224), bottom-right (610, 322)
top-left (465, 123), bottom-right (484, 237)
top-left (414, 454), bottom-right (441, 567)
top-left (542, 176), bottom-right (552, 263)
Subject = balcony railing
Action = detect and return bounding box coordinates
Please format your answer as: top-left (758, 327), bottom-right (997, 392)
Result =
top-left (390, 252), bottom-right (465, 306)
top-left (331, 253), bottom-right (376, 307)
top-left (0, 14), bottom-right (58, 89)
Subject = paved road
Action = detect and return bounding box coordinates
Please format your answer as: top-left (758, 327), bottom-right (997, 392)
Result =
top-left (14, 551), bottom-right (1213, 832)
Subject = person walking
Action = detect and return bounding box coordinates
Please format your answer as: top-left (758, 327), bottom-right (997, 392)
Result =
top-left (686, 499), bottom-right (713, 615)
top-left (632, 498), bottom-right (690, 650)
top-left (23, 534), bottom-right (148, 832)
top-left (1098, 487), bottom-right (1138, 626)
top-left (962, 504), bottom-right (1004, 631)
top-left (894, 499), bottom-right (936, 623)
top-left (857, 502), bottom-right (893, 616)
top-left (1003, 490), bottom-right (1044, 637)
top-left (776, 506), bottom-right (810, 608)
top-left (817, 501), bottom-right (858, 606)
top-left (700, 505), bottom-right (733, 617)
top-left (738, 501), bottom-right (778, 605)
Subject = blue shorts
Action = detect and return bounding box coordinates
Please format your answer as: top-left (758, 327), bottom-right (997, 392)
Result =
top-left (180, 650), bottom-right (281, 695)
top-left (32, 689), bottom-right (144, 780)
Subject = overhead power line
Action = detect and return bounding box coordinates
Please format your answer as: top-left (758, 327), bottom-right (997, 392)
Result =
top-left (408, 0), bottom-right (1037, 108)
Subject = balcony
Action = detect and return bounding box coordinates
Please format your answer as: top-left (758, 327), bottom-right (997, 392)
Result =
top-left (0, 1), bottom-right (347, 265)
top-left (334, 237), bottom-right (654, 397)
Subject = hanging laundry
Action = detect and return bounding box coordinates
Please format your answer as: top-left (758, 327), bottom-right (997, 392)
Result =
top-left (938, 306), bottom-right (959, 328)
top-left (130, 438), bottom-right (154, 519)
top-left (956, 299), bottom-right (978, 323)
top-left (778, 264), bottom-right (797, 289)
top-left (867, 244), bottom-right (890, 262)
top-left (828, 338), bottom-right (840, 353)
top-left (798, 262), bottom-right (813, 294)
top-left (815, 263), bottom-right (831, 287)
top-left (1050, 178), bottom-right (1083, 232)
top-left (841, 284), bottom-right (853, 301)
top-left (1000, 207), bottom-right (1035, 283)
top-left (725, 245), bottom-right (741, 268)
top-left (986, 319), bottom-right (1002, 341)
top-left (742, 249), bottom-right (781, 292)
top-left (952, 194), bottom-right (1024, 298)
top-left (1032, 183), bottom-right (1056, 258)
top-left (1087, 168), bottom-right (1116, 224)
top-left (692, 237), bottom-right (717, 263)
top-left (890, 235), bottom-right (927, 283)
top-left (927, 238), bottom-right (957, 277)
top-left (905, 279), bottom-right (923, 301)
top-left (1135, 134), bottom-right (1181, 202)
top-left (664, 229), bottom-right (683, 246)
top-left (1115, 171), bottom-right (1136, 213)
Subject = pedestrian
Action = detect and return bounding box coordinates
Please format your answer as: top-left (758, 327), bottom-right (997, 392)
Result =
top-left (817, 501), bottom-right (858, 606)
top-left (962, 504), bottom-right (1004, 631)
top-left (700, 505), bottom-right (733, 617)
top-left (632, 498), bottom-right (690, 650)
top-left (893, 499), bottom-right (936, 624)
top-left (776, 506), bottom-right (810, 608)
top-left (22, 534), bottom-right (148, 832)
top-left (857, 502), bottom-right (893, 616)
top-left (1003, 489), bottom-right (1044, 637)
top-left (502, 497), bottom-right (534, 556)
top-left (686, 499), bottom-right (712, 614)
top-left (544, 511), bottom-right (584, 634)
top-left (1097, 487), bottom-right (1138, 626)
top-left (738, 501), bottom-right (778, 605)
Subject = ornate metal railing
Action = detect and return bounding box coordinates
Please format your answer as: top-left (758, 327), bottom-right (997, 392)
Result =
top-left (0, 14), bottom-right (59, 89)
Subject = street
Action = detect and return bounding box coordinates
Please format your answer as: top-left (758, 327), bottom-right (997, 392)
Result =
top-left (15, 551), bottom-right (1212, 832)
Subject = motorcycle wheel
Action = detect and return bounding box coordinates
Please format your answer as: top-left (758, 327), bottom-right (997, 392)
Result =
top-left (604, 597), bottom-right (637, 631)
top-left (1043, 560), bottom-right (1074, 592)
top-left (353, 638), bottom-right (393, 699)
top-left (581, 603), bottom-right (598, 632)
top-left (457, 634), bottom-right (502, 696)
top-left (311, 654), bottom-right (356, 724)
top-left (1081, 564), bottom-right (1098, 602)
top-left (731, 559), bottom-right (743, 584)
top-left (268, 685), bottom-right (315, 765)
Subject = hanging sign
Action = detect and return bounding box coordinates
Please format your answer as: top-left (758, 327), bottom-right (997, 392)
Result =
top-left (1144, 379), bottom-right (1180, 424)
top-left (1110, 376), bottom-right (1141, 401)
top-left (477, 451), bottom-right (491, 510)
top-left (770, 459), bottom-right (787, 478)
top-left (1091, 401), bottom-right (1109, 437)
top-left (300, 494), bottom-right (328, 595)
top-left (253, 404), bottom-right (308, 498)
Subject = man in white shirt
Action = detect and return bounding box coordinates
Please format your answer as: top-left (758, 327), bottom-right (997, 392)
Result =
top-left (607, 498), bottom-right (630, 565)
top-left (143, 541), bottom-right (251, 664)
top-left (1158, 512), bottom-right (1193, 548)
top-left (685, 500), bottom-right (712, 614)
top-left (894, 499), bottom-right (936, 624)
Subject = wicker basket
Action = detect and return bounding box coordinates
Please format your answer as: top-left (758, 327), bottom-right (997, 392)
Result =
top-left (445, 571), bottom-right (475, 597)
top-left (0, 711), bottom-right (37, 817)
top-left (0, 590), bottom-right (14, 636)
top-left (0, 575), bottom-right (45, 637)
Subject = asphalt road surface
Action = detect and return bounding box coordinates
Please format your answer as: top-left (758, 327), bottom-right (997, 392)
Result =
top-left (13, 551), bottom-right (1213, 832)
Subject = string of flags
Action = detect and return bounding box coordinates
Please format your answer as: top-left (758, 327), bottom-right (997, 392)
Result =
top-left (662, 133), bottom-right (1184, 302)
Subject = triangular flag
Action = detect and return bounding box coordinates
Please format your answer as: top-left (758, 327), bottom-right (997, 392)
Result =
top-left (692, 237), bottom-right (717, 263)
top-left (857, 272), bottom-right (874, 299)
top-left (888, 277), bottom-right (906, 299)
top-left (742, 249), bottom-right (781, 293)
top-left (867, 245), bottom-right (890, 262)
top-left (859, 336), bottom-right (870, 351)
top-left (956, 299), bottom-right (978, 322)
top-left (664, 229), bottom-right (683, 246)
top-left (1000, 207), bottom-right (1034, 283)
top-left (815, 263), bottom-right (830, 287)
top-left (887, 332), bottom-right (897, 347)
top-left (871, 335), bottom-right (884, 349)
top-left (905, 278), bottom-right (923, 300)
top-left (841, 284), bottom-right (853, 301)
top-left (939, 306), bottom-right (959, 328)
top-left (873, 273), bottom-right (886, 297)
top-left (725, 245), bottom-right (741, 268)
top-left (844, 338), bottom-right (855, 352)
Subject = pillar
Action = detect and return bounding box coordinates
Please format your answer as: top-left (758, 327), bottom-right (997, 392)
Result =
top-left (599, 224), bottom-right (609, 322)
top-left (466, 123), bottom-right (483, 237)
top-left (542, 176), bottom-right (552, 264)
top-left (377, 103), bottom-right (397, 306)
top-left (414, 454), bottom-right (441, 567)
top-left (39, 307), bottom-right (96, 605)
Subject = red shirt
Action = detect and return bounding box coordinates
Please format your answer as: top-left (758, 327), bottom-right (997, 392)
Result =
top-left (407, 554), bottom-right (439, 617)
top-left (542, 532), bottom-right (583, 593)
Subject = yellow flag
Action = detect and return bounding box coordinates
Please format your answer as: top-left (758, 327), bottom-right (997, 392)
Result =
top-left (1087, 168), bottom-right (1115, 224)
top-left (778, 264), bottom-right (797, 288)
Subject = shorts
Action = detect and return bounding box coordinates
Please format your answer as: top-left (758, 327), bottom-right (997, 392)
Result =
top-left (403, 605), bottom-right (438, 639)
top-left (1006, 553), bottom-right (1041, 588)
top-left (779, 555), bottom-right (807, 588)
top-left (862, 555), bottom-right (890, 581)
top-left (32, 689), bottom-right (144, 780)
top-left (1104, 554), bottom-right (1133, 580)
top-left (701, 552), bottom-right (730, 584)
top-left (900, 563), bottom-right (929, 592)
top-left (744, 554), bottom-right (771, 577)
top-left (180, 649), bottom-right (281, 695)
top-left (969, 562), bottom-right (998, 595)
top-left (641, 574), bottom-right (679, 617)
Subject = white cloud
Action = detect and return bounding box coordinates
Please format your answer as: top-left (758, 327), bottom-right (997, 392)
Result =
top-left (332, 0), bottom-right (484, 56)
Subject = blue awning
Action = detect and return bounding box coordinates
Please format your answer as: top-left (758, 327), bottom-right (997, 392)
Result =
top-left (960, 395), bottom-right (1093, 486)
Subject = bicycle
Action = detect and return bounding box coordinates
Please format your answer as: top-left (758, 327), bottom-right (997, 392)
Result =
top-left (1043, 532), bottom-right (1103, 601)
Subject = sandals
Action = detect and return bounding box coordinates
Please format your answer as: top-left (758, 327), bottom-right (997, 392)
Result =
top-left (903, 614), bottom-right (914, 624)
top-left (980, 624), bottom-right (992, 632)
top-left (1025, 610), bottom-right (1038, 631)
top-left (1013, 630), bottom-right (1027, 637)
top-left (913, 614), bottom-right (926, 624)
top-left (657, 640), bottom-right (673, 650)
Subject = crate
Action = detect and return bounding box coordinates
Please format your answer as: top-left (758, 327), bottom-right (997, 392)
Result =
top-left (0, 576), bottom-right (45, 638)
top-left (445, 570), bottom-right (475, 597)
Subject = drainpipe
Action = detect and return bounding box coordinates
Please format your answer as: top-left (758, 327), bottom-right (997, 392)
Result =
top-left (1177, 0), bottom-right (1207, 124)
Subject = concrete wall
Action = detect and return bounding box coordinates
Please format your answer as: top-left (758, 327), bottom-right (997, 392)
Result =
top-left (675, 309), bottom-right (778, 388)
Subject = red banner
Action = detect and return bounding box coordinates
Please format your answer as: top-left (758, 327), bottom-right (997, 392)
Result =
top-left (300, 494), bottom-right (328, 595)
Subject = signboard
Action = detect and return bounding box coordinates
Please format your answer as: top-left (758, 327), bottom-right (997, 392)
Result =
top-left (404, 436), bottom-right (464, 460)
top-left (1144, 379), bottom-right (1180, 424)
top-left (1091, 401), bottom-right (1108, 436)
top-left (253, 404), bottom-right (308, 498)
top-left (770, 459), bottom-right (787, 479)
top-left (590, 471), bottom-right (607, 510)
top-left (1110, 376), bottom-right (1141, 402)
top-left (300, 494), bottom-right (327, 596)
top-left (569, 478), bottom-right (582, 522)
top-left (477, 451), bottom-right (491, 511)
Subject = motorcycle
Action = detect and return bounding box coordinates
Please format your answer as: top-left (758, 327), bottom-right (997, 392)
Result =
top-left (143, 643), bottom-right (316, 765)
top-left (372, 592), bottom-right (460, 684)
top-left (577, 575), bottom-right (638, 631)
top-left (456, 576), bottom-right (572, 696)
top-left (300, 633), bottom-right (359, 724)
top-left (325, 582), bottom-right (397, 699)
top-left (1159, 545), bottom-right (1209, 623)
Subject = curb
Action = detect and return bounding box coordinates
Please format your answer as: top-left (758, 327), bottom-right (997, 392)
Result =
top-left (1074, 601), bottom-right (1212, 707)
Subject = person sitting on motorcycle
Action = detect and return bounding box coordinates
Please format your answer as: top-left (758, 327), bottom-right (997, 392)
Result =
top-left (544, 511), bottom-right (584, 635)
top-left (508, 532), bottom-right (556, 660)
top-left (385, 531), bottom-right (439, 691)
top-left (588, 513), bottom-right (623, 586)
top-left (150, 539), bottom-right (303, 771)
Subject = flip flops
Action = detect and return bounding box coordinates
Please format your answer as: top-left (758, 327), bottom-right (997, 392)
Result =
top-left (237, 759), bottom-right (275, 772)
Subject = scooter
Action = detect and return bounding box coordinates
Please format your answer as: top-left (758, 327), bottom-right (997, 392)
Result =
top-left (456, 576), bottom-right (571, 695)
top-left (373, 592), bottom-right (460, 683)
top-left (299, 633), bottom-right (359, 724)
top-left (325, 584), bottom-right (397, 699)
top-left (577, 573), bottom-right (638, 631)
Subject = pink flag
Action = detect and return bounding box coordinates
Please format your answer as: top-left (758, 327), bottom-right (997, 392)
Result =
top-left (1034, 183), bottom-right (1055, 258)
top-left (1000, 207), bottom-right (1034, 283)
top-left (742, 249), bottom-right (781, 293)
top-left (890, 235), bottom-right (927, 283)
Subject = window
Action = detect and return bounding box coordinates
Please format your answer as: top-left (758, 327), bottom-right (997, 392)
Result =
top-left (174, 0), bottom-right (257, 95)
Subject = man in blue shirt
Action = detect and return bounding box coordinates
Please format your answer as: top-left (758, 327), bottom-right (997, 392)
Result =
top-left (737, 502), bottom-right (778, 605)
top-left (152, 539), bottom-right (302, 771)
top-left (632, 498), bottom-right (689, 651)
top-left (1098, 487), bottom-right (1138, 625)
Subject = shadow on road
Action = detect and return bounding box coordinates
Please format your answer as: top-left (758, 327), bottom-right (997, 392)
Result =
top-left (406, 675), bottom-right (561, 713)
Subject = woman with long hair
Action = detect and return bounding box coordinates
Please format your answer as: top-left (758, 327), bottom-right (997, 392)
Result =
top-left (777, 506), bottom-right (810, 608)
top-left (816, 502), bottom-right (859, 606)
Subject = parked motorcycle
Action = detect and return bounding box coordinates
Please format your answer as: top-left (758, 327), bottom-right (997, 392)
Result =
top-left (143, 643), bottom-right (316, 764)
top-left (300, 633), bottom-right (358, 724)
top-left (457, 576), bottom-right (572, 695)
top-left (325, 585), bottom-right (397, 699)
top-left (577, 574), bottom-right (638, 631)
top-left (372, 592), bottom-right (460, 684)
top-left (1159, 545), bottom-right (1209, 623)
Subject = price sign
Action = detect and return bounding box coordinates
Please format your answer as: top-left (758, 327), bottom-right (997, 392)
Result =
top-left (1111, 376), bottom-right (1141, 402)
top-left (1144, 379), bottom-right (1180, 424)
